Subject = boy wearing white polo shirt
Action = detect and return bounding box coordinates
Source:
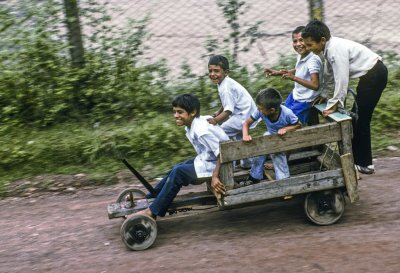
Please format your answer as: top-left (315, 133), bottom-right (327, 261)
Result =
top-left (265, 26), bottom-right (323, 125)
top-left (302, 20), bottom-right (388, 174)
top-left (207, 55), bottom-right (257, 168)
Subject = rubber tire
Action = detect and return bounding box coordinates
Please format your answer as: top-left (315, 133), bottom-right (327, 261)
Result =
top-left (120, 214), bottom-right (157, 251)
top-left (304, 189), bottom-right (345, 226)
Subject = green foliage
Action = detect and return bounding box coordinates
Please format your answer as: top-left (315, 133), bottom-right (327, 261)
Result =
top-left (0, 0), bottom-right (170, 126)
top-left (216, 0), bottom-right (263, 62)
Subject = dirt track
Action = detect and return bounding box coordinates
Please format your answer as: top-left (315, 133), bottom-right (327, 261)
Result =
top-left (1, 157), bottom-right (399, 273)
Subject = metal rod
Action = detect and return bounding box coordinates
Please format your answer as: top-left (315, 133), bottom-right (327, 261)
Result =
top-left (121, 159), bottom-right (157, 196)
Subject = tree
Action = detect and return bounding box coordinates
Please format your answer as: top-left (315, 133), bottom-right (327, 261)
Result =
top-left (63, 0), bottom-right (85, 67)
top-left (217, 0), bottom-right (262, 63)
top-left (308, 0), bottom-right (324, 21)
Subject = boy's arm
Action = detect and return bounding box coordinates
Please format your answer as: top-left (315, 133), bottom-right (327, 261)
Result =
top-left (212, 106), bottom-right (224, 118)
top-left (265, 67), bottom-right (294, 76)
top-left (282, 72), bottom-right (320, 91)
top-left (242, 117), bottom-right (255, 141)
top-left (211, 157), bottom-right (226, 195)
top-left (277, 121), bottom-right (302, 136)
top-left (208, 110), bottom-right (231, 125)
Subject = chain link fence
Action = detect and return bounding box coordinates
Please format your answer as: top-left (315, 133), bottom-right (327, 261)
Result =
top-left (103, 0), bottom-right (400, 76)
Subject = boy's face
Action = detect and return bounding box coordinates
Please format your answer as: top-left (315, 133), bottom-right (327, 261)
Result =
top-left (292, 32), bottom-right (309, 57)
top-left (303, 37), bottom-right (326, 55)
top-left (208, 64), bottom-right (227, 85)
top-left (257, 105), bottom-right (276, 117)
top-left (173, 106), bottom-right (196, 127)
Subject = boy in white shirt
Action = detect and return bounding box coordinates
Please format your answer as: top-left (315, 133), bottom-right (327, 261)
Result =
top-left (302, 20), bottom-right (388, 174)
top-left (132, 94), bottom-right (229, 219)
top-left (207, 55), bottom-right (257, 168)
top-left (265, 26), bottom-right (323, 125)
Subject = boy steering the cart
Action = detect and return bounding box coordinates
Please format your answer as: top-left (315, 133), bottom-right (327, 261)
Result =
top-left (130, 94), bottom-right (229, 220)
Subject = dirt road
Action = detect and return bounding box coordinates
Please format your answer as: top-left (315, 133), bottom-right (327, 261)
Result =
top-left (1, 157), bottom-right (399, 273)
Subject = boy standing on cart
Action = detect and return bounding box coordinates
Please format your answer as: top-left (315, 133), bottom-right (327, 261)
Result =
top-left (132, 94), bottom-right (229, 220)
top-left (207, 55), bottom-right (258, 169)
top-left (241, 88), bottom-right (302, 185)
top-left (264, 26), bottom-right (323, 125)
top-left (301, 20), bottom-right (388, 174)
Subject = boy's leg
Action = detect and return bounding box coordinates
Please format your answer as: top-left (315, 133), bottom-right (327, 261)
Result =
top-left (249, 155), bottom-right (267, 180)
top-left (149, 159), bottom-right (197, 217)
top-left (271, 153), bottom-right (290, 180)
top-left (145, 159), bottom-right (194, 199)
top-left (352, 61), bottom-right (388, 167)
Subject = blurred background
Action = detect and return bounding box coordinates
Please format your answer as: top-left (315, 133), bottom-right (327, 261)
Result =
top-left (0, 0), bottom-right (399, 196)
top-left (102, 0), bottom-right (400, 75)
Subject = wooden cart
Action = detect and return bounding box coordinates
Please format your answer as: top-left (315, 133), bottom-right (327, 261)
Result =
top-left (107, 104), bottom-right (359, 250)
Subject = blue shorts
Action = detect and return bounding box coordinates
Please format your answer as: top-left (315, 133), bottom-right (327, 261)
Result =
top-left (284, 92), bottom-right (312, 125)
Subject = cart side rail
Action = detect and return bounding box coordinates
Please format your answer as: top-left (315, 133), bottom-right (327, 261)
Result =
top-left (220, 122), bottom-right (341, 164)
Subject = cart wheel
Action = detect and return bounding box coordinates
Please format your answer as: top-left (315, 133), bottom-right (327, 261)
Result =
top-left (304, 189), bottom-right (345, 226)
top-left (120, 214), bottom-right (157, 251)
top-left (116, 188), bottom-right (146, 204)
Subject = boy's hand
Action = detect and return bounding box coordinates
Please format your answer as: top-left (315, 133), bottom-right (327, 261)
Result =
top-left (211, 177), bottom-right (226, 195)
top-left (277, 128), bottom-right (287, 135)
top-left (264, 68), bottom-right (283, 77)
top-left (243, 134), bottom-right (252, 142)
top-left (322, 103), bottom-right (338, 117)
top-left (282, 71), bottom-right (295, 81)
top-left (207, 117), bottom-right (217, 125)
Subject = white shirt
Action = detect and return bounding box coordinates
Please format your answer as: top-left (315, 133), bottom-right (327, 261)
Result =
top-left (218, 76), bottom-right (257, 120)
top-left (324, 36), bottom-right (381, 109)
top-left (293, 52), bottom-right (322, 102)
top-left (185, 116), bottom-right (230, 178)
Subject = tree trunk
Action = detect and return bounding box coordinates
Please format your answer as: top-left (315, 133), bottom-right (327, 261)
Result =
top-left (63, 0), bottom-right (85, 67)
top-left (309, 0), bottom-right (324, 21)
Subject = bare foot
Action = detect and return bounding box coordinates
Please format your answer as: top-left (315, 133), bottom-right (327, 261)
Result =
top-left (131, 208), bottom-right (157, 220)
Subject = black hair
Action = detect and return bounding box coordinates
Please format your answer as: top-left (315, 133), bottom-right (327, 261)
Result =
top-left (255, 88), bottom-right (282, 109)
top-left (301, 19), bottom-right (331, 42)
top-left (208, 55), bottom-right (229, 71)
top-left (292, 26), bottom-right (305, 35)
top-left (172, 94), bottom-right (200, 117)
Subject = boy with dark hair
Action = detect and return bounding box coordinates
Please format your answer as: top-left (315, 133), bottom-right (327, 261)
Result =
top-left (302, 20), bottom-right (388, 174)
top-left (207, 55), bottom-right (258, 168)
top-left (264, 26), bottom-right (323, 125)
top-left (132, 94), bottom-right (229, 220)
top-left (241, 88), bottom-right (301, 185)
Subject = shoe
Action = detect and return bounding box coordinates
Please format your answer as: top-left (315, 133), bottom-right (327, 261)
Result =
top-left (238, 175), bottom-right (260, 187)
top-left (355, 165), bottom-right (375, 174)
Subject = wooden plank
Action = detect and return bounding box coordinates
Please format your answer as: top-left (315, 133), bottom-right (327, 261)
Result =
top-left (220, 123), bottom-right (341, 163)
top-left (314, 103), bottom-right (352, 122)
top-left (339, 120), bottom-right (353, 155)
top-left (340, 153), bottom-right (359, 203)
top-left (227, 169), bottom-right (343, 196)
top-left (223, 177), bottom-right (345, 207)
top-left (317, 144), bottom-right (341, 170)
top-left (288, 149), bottom-right (321, 161)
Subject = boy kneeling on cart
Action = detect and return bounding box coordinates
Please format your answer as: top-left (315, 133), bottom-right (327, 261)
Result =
top-left (130, 94), bottom-right (229, 220)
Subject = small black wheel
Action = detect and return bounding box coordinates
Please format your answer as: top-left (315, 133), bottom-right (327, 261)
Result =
top-left (120, 214), bottom-right (157, 251)
top-left (304, 189), bottom-right (345, 226)
top-left (116, 188), bottom-right (146, 204)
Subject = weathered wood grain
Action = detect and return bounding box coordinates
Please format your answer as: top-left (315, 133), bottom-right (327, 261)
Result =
top-left (220, 123), bottom-right (341, 163)
top-left (340, 153), bottom-right (359, 203)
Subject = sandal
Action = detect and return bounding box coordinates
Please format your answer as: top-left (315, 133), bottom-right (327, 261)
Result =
top-left (238, 175), bottom-right (261, 187)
